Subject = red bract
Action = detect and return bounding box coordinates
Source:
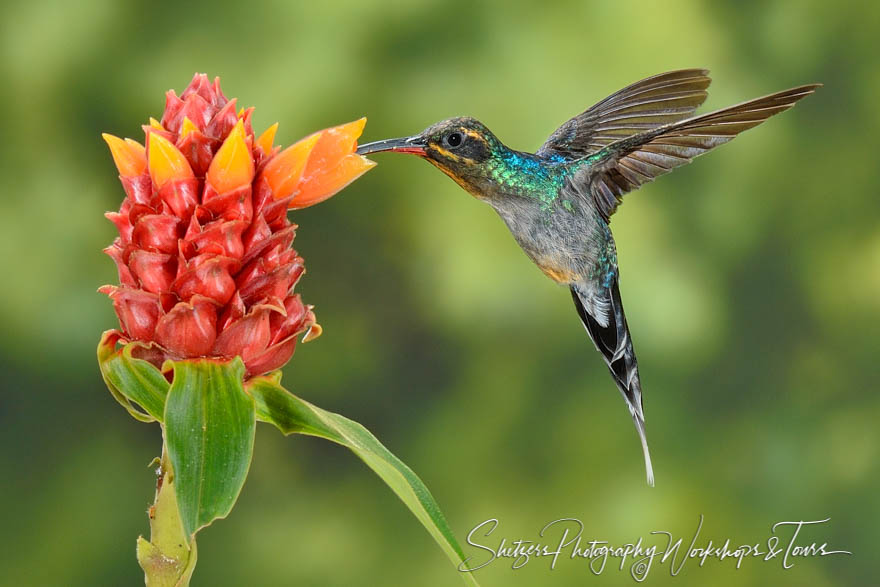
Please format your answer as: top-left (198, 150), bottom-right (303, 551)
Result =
top-left (101, 73), bottom-right (374, 377)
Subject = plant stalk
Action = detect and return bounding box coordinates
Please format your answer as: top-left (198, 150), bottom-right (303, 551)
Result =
top-left (136, 442), bottom-right (197, 586)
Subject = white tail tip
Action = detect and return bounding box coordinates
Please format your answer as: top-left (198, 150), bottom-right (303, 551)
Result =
top-left (633, 413), bottom-right (655, 487)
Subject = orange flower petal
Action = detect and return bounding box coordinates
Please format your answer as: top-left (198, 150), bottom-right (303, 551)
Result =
top-left (290, 154), bottom-right (375, 209)
top-left (148, 132), bottom-right (194, 189)
top-left (256, 122), bottom-right (278, 156)
top-left (124, 138), bottom-right (145, 152)
top-left (260, 133), bottom-right (321, 200)
top-left (102, 133), bottom-right (147, 177)
top-left (206, 119), bottom-right (255, 193)
top-left (301, 117), bottom-right (367, 176)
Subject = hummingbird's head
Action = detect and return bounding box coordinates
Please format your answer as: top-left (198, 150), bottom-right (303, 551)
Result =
top-left (357, 117), bottom-right (505, 199)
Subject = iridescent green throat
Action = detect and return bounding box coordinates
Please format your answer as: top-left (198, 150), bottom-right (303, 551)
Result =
top-left (484, 148), bottom-right (582, 206)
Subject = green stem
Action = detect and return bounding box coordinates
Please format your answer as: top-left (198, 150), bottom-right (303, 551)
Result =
top-left (136, 441), bottom-right (198, 586)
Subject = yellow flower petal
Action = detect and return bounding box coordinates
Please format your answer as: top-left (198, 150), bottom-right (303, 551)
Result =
top-left (179, 116), bottom-right (200, 140)
top-left (102, 133), bottom-right (147, 177)
top-left (148, 132), bottom-right (194, 188)
top-left (149, 117), bottom-right (165, 131)
top-left (256, 122), bottom-right (279, 156)
top-left (206, 119), bottom-right (255, 193)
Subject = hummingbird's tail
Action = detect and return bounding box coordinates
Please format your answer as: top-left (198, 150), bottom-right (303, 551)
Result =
top-left (571, 280), bottom-right (654, 486)
top-left (632, 407), bottom-right (654, 487)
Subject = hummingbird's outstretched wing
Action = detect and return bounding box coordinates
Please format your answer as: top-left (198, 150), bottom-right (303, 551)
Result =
top-left (571, 278), bottom-right (654, 486)
top-left (584, 84), bottom-right (821, 220)
top-left (537, 69), bottom-right (711, 161)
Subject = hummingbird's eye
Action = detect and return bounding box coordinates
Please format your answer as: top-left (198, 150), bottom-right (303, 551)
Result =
top-left (444, 131), bottom-right (464, 148)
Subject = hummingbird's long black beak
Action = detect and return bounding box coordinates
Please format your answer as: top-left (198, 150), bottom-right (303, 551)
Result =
top-left (356, 135), bottom-right (427, 156)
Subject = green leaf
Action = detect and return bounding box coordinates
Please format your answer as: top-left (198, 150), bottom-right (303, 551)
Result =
top-left (246, 372), bottom-right (480, 587)
top-left (97, 331), bottom-right (171, 422)
top-left (164, 358), bottom-right (256, 539)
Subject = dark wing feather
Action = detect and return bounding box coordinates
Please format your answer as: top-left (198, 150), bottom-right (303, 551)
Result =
top-left (537, 69), bottom-right (712, 160)
top-left (587, 84), bottom-right (821, 220)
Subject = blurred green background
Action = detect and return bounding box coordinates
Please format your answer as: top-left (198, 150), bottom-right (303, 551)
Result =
top-left (1, 0), bottom-right (876, 585)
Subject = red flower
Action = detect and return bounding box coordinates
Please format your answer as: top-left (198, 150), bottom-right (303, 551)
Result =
top-left (101, 73), bottom-right (374, 377)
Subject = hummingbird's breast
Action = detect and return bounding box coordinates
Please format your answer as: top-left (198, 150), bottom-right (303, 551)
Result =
top-left (488, 173), bottom-right (612, 286)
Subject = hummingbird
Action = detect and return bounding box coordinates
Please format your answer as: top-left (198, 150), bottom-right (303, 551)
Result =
top-left (357, 69), bottom-right (819, 485)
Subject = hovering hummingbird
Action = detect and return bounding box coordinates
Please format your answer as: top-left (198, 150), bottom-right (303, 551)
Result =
top-left (357, 70), bottom-right (819, 485)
